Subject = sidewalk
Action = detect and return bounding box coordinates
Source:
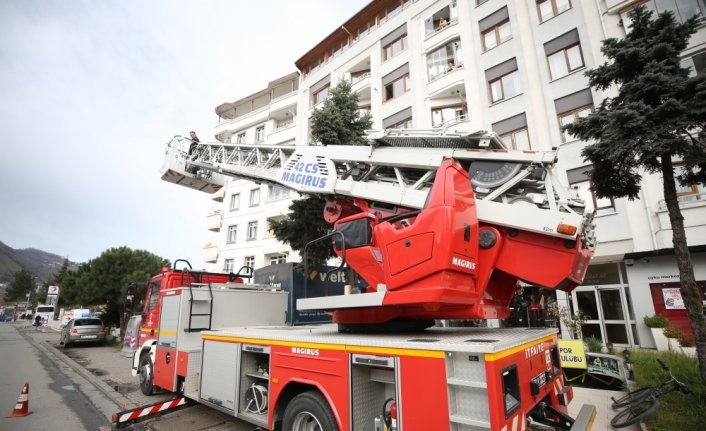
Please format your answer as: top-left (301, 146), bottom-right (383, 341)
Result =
top-left (569, 386), bottom-right (642, 431)
top-left (21, 320), bottom-right (643, 430)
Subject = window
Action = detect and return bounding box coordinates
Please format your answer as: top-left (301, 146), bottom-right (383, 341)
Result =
top-left (674, 164), bottom-right (705, 203)
top-left (383, 107), bottom-right (413, 129)
top-left (269, 254), bottom-right (287, 265)
top-left (223, 258), bottom-right (234, 273)
top-left (567, 166), bottom-right (615, 212)
top-left (383, 34), bottom-right (407, 61)
top-left (427, 40), bottom-right (463, 82)
top-left (310, 75), bottom-right (331, 107)
top-left (227, 225), bottom-right (237, 243)
top-left (686, 51), bottom-right (706, 76)
top-left (424, 3), bottom-right (458, 36)
top-left (384, 74), bottom-right (410, 101)
top-left (268, 185), bottom-right (290, 201)
top-left (559, 105), bottom-right (592, 143)
top-left (479, 7), bottom-right (511, 52)
top-left (432, 105), bottom-right (467, 127)
top-left (247, 221), bottom-right (258, 240)
top-left (489, 70), bottom-right (520, 103)
top-left (255, 126), bottom-right (265, 143)
top-left (244, 256), bottom-right (255, 268)
top-left (312, 85), bottom-right (329, 106)
top-left (554, 88), bottom-right (593, 143)
top-left (493, 113), bottom-right (531, 150)
top-left (148, 281), bottom-right (161, 311)
top-left (545, 29), bottom-right (583, 80)
top-left (501, 128), bottom-right (531, 151)
top-left (537, 0), bottom-right (572, 23)
top-left (548, 44), bottom-right (584, 79)
top-left (357, 105), bottom-right (371, 117)
top-left (230, 193), bottom-right (240, 211)
top-left (482, 20), bottom-right (511, 51)
top-left (486, 58), bottom-right (520, 104)
top-left (249, 188), bottom-right (260, 207)
top-left (236, 132), bottom-right (246, 144)
top-left (621, 0), bottom-right (704, 30)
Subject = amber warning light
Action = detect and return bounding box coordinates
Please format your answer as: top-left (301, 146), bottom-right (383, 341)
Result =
top-left (557, 224), bottom-right (577, 236)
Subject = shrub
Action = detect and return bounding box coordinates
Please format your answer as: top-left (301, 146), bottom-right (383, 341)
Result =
top-left (644, 314), bottom-right (669, 328)
top-left (663, 325), bottom-right (683, 339)
top-left (584, 335), bottom-right (603, 353)
top-left (662, 326), bottom-right (695, 347)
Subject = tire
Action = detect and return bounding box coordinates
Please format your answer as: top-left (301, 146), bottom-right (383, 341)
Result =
top-left (611, 386), bottom-right (656, 409)
top-left (283, 391), bottom-right (338, 431)
top-left (139, 354), bottom-right (155, 396)
top-left (610, 397), bottom-right (660, 428)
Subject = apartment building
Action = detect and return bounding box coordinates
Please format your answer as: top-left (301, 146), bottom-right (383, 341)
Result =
top-left (207, 72), bottom-right (301, 274)
top-left (209, 0), bottom-right (706, 348)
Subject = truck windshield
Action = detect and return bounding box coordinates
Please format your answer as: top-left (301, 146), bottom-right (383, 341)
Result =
top-left (37, 306), bottom-right (54, 313)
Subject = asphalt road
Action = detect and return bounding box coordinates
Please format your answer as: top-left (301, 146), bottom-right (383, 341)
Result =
top-left (3, 320), bottom-right (258, 430)
top-left (0, 321), bottom-right (110, 430)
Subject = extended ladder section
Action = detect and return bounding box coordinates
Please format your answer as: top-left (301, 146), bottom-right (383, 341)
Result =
top-left (161, 129), bottom-right (595, 325)
top-left (161, 130), bottom-right (594, 245)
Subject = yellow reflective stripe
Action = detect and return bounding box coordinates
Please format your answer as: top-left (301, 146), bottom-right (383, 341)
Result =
top-left (159, 330), bottom-right (177, 336)
top-left (484, 334), bottom-right (556, 362)
top-left (140, 328), bottom-right (158, 334)
top-left (201, 335), bottom-right (445, 359)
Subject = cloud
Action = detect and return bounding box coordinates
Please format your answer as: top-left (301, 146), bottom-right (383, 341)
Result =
top-left (0, 0), bottom-right (368, 266)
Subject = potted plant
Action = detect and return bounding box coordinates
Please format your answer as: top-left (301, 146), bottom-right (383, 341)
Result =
top-left (643, 314), bottom-right (670, 351)
top-left (663, 325), bottom-right (696, 357)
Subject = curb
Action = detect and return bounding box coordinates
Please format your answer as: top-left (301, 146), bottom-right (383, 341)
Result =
top-left (41, 339), bottom-right (137, 411)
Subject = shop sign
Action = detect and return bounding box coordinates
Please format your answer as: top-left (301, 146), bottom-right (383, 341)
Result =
top-left (558, 339), bottom-right (586, 369)
top-left (662, 287), bottom-right (685, 309)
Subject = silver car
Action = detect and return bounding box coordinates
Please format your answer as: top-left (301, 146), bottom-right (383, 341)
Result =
top-left (60, 318), bottom-right (106, 347)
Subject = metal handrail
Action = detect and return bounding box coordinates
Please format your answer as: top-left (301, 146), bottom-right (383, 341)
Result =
top-left (302, 231), bottom-right (346, 298)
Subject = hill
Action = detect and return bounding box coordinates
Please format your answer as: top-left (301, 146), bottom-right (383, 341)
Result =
top-left (0, 241), bottom-right (78, 284)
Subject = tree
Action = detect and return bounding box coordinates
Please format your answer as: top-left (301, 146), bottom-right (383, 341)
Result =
top-left (271, 80), bottom-right (373, 271)
top-left (4, 269), bottom-right (36, 303)
top-left (56, 247), bottom-right (165, 329)
top-left (564, 7), bottom-right (706, 385)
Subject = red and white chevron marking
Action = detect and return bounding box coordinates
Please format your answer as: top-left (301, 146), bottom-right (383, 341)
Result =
top-left (115, 397), bottom-right (188, 424)
top-left (501, 410), bottom-right (527, 431)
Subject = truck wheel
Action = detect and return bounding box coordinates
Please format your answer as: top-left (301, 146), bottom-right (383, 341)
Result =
top-left (283, 391), bottom-right (338, 431)
top-left (139, 354), bottom-right (155, 395)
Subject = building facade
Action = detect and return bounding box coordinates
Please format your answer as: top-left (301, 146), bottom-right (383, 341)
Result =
top-left (208, 0), bottom-right (706, 348)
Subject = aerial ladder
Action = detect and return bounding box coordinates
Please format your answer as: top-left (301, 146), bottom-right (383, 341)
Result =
top-left (161, 129), bottom-right (595, 331)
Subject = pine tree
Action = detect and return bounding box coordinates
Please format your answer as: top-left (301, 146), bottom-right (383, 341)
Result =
top-left (564, 6), bottom-right (706, 385)
top-left (270, 80), bottom-right (373, 272)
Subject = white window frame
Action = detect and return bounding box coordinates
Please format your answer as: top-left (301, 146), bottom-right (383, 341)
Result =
top-left (269, 254), bottom-right (287, 265)
top-left (226, 225), bottom-right (237, 244)
top-left (247, 221), bottom-right (258, 241)
top-left (230, 193), bottom-right (240, 211)
top-left (244, 256), bottom-right (255, 269)
top-left (249, 188), bottom-right (260, 207)
top-left (223, 258), bottom-right (234, 273)
top-left (255, 126), bottom-right (265, 143)
top-left (236, 132), bottom-right (246, 143)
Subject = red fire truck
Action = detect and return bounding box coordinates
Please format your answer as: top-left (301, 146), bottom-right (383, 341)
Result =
top-left (122, 131), bottom-right (596, 430)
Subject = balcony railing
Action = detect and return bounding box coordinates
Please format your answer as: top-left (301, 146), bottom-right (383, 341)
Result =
top-left (351, 71), bottom-right (372, 85)
top-left (432, 114), bottom-right (469, 129)
top-left (429, 63), bottom-right (463, 83)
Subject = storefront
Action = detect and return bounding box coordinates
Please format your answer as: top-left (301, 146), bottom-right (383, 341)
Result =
top-left (621, 251), bottom-right (706, 349)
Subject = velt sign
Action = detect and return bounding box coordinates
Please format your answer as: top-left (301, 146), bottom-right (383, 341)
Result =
top-left (558, 339), bottom-right (587, 369)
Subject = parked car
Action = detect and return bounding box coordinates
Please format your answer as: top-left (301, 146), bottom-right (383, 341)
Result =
top-left (0, 315), bottom-right (13, 322)
top-left (60, 318), bottom-right (107, 347)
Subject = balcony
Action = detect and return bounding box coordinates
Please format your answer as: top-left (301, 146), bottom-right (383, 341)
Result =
top-left (203, 244), bottom-right (218, 263)
top-left (211, 187), bottom-right (225, 202)
top-left (206, 211), bottom-right (223, 232)
top-left (655, 194), bottom-right (706, 248)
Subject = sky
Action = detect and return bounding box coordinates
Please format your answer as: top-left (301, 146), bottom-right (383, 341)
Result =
top-left (0, 0), bottom-right (369, 269)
